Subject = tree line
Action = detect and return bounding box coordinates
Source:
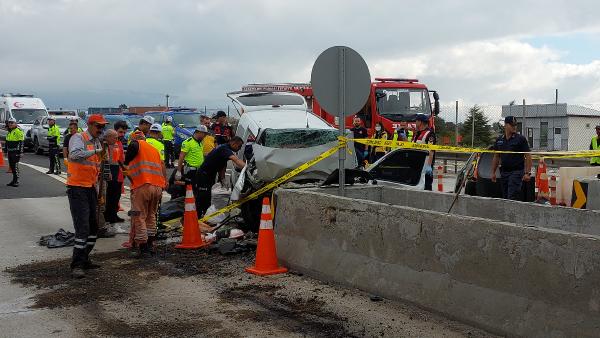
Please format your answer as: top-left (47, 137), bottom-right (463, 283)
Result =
top-left (434, 105), bottom-right (500, 148)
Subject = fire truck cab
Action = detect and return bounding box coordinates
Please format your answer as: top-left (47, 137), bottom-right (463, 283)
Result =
top-left (242, 79), bottom-right (439, 137)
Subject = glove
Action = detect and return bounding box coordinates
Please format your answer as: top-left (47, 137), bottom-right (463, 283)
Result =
top-left (424, 164), bottom-right (433, 176)
top-left (175, 171), bottom-right (182, 180)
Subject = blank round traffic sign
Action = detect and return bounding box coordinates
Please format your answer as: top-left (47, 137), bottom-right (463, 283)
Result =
top-left (310, 46), bottom-right (371, 117)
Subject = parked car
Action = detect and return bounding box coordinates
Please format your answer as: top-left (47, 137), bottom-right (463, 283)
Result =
top-left (31, 116), bottom-right (86, 154)
top-left (228, 91), bottom-right (356, 230)
top-left (365, 148), bottom-right (429, 190)
top-left (143, 108), bottom-right (202, 156)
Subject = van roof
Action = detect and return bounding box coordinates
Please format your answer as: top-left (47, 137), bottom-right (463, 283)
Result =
top-left (240, 109), bottom-right (333, 136)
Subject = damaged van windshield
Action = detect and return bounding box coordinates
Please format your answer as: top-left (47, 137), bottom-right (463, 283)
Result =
top-left (259, 128), bottom-right (338, 148)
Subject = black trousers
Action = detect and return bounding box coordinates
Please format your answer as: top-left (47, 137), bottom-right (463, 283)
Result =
top-left (48, 145), bottom-right (61, 173)
top-left (195, 170), bottom-right (215, 218)
top-left (67, 186), bottom-right (98, 269)
top-left (104, 180), bottom-right (123, 223)
top-left (425, 173), bottom-right (433, 191)
top-left (8, 152), bottom-right (20, 183)
top-left (163, 140), bottom-right (174, 167)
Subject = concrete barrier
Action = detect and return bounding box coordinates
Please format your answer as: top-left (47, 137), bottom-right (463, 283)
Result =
top-left (318, 185), bottom-right (600, 237)
top-left (274, 188), bottom-right (600, 337)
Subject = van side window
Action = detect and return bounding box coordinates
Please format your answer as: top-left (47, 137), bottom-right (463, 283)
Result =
top-left (0, 108), bottom-right (5, 122)
top-left (244, 132), bottom-right (256, 161)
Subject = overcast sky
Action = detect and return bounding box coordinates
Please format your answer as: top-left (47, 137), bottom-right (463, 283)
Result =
top-left (2, 0), bottom-right (600, 112)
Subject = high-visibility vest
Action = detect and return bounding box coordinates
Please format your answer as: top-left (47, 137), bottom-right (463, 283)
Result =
top-left (591, 137), bottom-right (600, 165)
top-left (202, 134), bottom-right (216, 155)
top-left (67, 132), bottom-right (101, 188)
top-left (161, 123), bottom-right (174, 141)
top-left (128, 140), bottom-right (166, 190)
top-left (108, 141), bottom-right (124, 182)
top-left (146, 137), bottom-right (165, 161)
top-left (391, 130), bottom-right (413, 148)
top-left (48, 125), bottom-right (61, 145)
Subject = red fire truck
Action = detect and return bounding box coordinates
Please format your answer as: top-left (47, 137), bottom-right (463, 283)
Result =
top-left (242, 78), bottom-right (440, 136)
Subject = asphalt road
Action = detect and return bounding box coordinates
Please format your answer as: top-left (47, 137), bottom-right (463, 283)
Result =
top-left (0, 153), bottom-right (66, 200)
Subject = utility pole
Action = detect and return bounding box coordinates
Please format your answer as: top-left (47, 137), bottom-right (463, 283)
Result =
top-left (522, 98), bottom-right (526, 135)
top-left (165, 94), bottom-right (170, 109)
top-left (471, 106), bottom-right (475, 148)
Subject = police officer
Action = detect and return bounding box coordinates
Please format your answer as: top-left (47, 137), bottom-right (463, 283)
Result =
top-left (5, 118), bottom-right (24, 187)
top-left (350, 117), bottom-right (368, 167)
top-left (589, 124), bottom-right (600, 166)
top-left (147, 124), bottom-right (165, 162)
top-left (196, 136), bottom-right (245, 217)
top-left (161, 116), bottom-right (175, 168)
top-left (46, 116), bottom-right (62, 175)
top-left (491, 116), bottom-right (533, 201)
top-left (412, 114), bottom-right (436, 190)
top-left (176, 125), bottom-right (209, 212)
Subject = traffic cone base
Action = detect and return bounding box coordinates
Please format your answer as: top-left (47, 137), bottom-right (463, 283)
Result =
top-left (245, 197), bottom-right (287, 276)
top-left (176, 184), bottom-right (210, 249)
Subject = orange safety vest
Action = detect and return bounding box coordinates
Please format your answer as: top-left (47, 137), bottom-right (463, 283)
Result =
top-left (128, 140), bottom-right (166, 190)
top-left (108, 141), bottom-right (125, 182)
top-left (67, 132), bottom-right (101, 188)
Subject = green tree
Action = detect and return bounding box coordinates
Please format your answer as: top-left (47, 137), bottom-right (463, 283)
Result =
top-left (460, 105), bottom-right (494, 148)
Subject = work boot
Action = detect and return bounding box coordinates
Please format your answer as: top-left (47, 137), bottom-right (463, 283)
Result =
top-left (83, 261), bottom-right (101, 270)
top-left (97, 226), bottom-right (116, 238)
top-left (6, 181), bottom-right (15, 187)
top-left (46, 170), bottom-right (54, 174)
top-left (54, 171), bottom-right (62, 175)
top-left (146, 236), bottom-right (156, 256)
top-left (71, 268), bottom-right (86, 279)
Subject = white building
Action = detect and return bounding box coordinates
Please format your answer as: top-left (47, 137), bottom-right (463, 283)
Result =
top-left (501, 103), bottom-right (600, 151)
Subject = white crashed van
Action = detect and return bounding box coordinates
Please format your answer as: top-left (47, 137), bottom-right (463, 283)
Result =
top-left (226, 91), bottom-right (357, 229)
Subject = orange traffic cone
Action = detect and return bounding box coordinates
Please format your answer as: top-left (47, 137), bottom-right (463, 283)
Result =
top-left (246, 197), bottom-right (288, 276)
top-left (176, 184), bottom-right (209, 249)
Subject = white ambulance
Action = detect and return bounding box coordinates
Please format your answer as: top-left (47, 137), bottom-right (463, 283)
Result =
top-left (0, 93), bottom-right (50, 149)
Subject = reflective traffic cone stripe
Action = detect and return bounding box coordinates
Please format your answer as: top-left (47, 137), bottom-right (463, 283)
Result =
top-left (176, 184), bottom-right (209, 249)
top-left (246, 197), bottom-right (288, 276)
top-left (437, 166), bottom-right (443, 192)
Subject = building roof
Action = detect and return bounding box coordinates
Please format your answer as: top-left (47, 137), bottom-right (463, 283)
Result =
top-left (501, 103), bottom-right (600, 118)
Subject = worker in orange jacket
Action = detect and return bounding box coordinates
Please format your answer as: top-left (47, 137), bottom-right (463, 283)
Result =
top-left (67, 114), bottom-right (109, 279)
top-left (124, 131), bottom-right (167, 258)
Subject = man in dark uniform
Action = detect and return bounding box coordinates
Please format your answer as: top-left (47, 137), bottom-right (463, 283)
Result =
top-left (196, 136), bottom-right (245, 217)
top-left (350, 116), bottom-right (368, 168)
top-left (491, 116), bottom-right (533, 200)
top-left (412, 113), bottom-right (436, 190)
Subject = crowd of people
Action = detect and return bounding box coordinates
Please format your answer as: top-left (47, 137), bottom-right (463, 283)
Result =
top-left (49, 110), bottom-right (245, 278)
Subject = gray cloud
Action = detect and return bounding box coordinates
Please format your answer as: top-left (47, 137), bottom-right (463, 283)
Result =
top-left (2, 0), bottom-right (600, 109)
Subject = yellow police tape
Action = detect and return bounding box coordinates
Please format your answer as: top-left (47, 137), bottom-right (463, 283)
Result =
top-left (195, 137), bottom-right (600, 223)
top-left (198, 140), bottom-right (347, 223)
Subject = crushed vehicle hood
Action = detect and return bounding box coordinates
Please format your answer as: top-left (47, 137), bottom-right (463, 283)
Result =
top-left (253, 140), bottom-right (357, 182)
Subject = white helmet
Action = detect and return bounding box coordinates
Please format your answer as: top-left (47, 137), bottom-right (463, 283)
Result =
top-left (149, 123), bottom-right (162, 132)
top-left (141, 116), bottom-right (155, 125)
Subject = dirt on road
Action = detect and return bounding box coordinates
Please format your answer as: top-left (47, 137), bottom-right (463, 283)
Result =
top-left (6, 244), bottom-right (499, 338)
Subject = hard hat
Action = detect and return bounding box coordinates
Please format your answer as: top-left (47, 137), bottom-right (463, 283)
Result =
top-left (166, 116), bottom-right (173, 122)
top-left (141, 116), bottom-right (155, 125)
top-left (87, 114), bottom-right (109, 125)
top-left (47, 116), bottom-right (56, 120)
top-left (7, 117), bottom-right (17, 123)
top-left (149, 123), bottom-right (162, 132)
top-left (195, 125), bottom-right (208, 133)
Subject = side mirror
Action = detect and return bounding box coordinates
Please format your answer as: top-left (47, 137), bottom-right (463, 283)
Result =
top-left (179, 124), bottom-right (185, 128)
top-left (432, 91), bottom-right (440, 116)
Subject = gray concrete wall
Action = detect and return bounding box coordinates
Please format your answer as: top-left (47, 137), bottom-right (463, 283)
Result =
top-left (274, 189), bottom-right (600, 338)
top-left (317, 185), bottom-right (600, 237)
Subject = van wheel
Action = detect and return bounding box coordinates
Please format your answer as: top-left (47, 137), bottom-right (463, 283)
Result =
top-left (34, 137), bottom-right (43, 155)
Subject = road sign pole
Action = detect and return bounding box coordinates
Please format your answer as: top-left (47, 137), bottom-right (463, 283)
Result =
top-left (338, 48), bottom-right (346, 196)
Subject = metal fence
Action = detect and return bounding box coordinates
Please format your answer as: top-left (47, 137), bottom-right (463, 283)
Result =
top-left (436, 101), bottom-right (600, 152)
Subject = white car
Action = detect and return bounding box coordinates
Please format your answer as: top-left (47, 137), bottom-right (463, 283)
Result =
top-left (227, 91), bottom-right (357, 229)
top-left (365, 148), bottom-right (429, 190)
top-left (30, 116), bottom-right (86, 154)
